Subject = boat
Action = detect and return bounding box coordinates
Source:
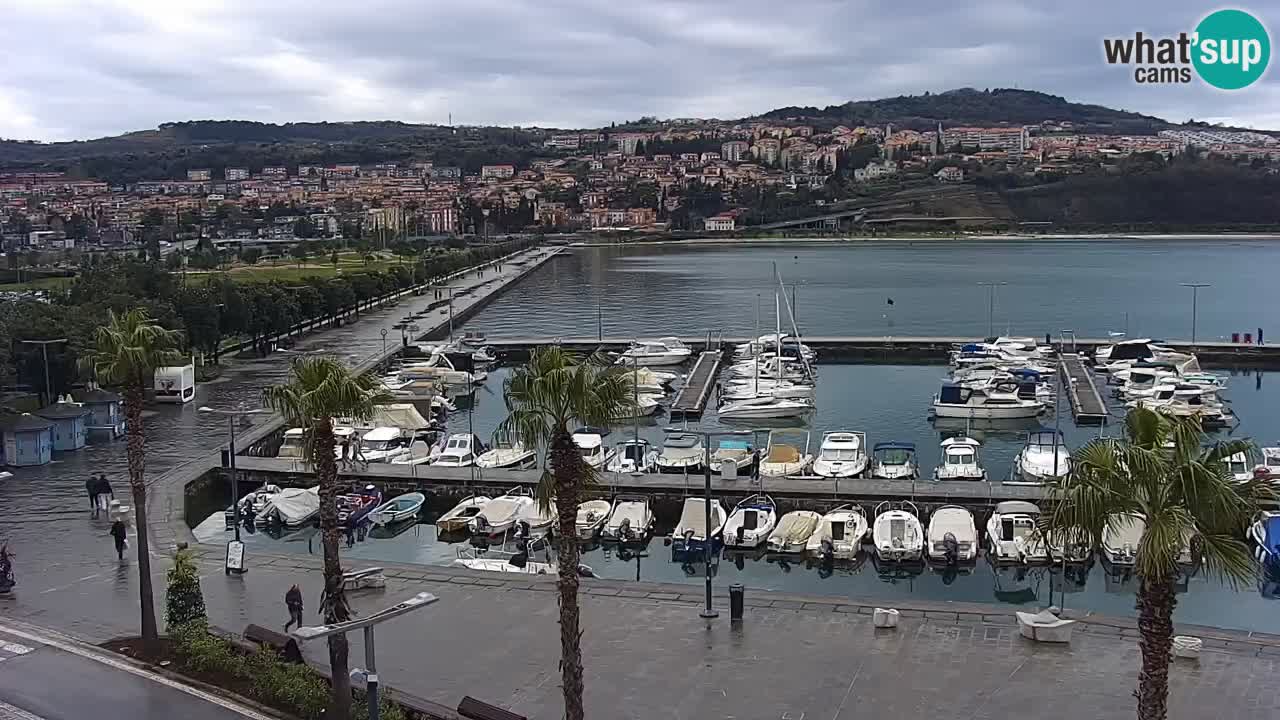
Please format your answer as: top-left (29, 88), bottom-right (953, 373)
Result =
top-left (925, 505), bottom-right (979, 563)
top-left (986, 501), bottom-right (1048, 564)
top-left (871, 501), bottom-right (924, 562)
top-left (476, 439), bottom-right (537, 470)
top-left (758, 430), bottom-right (813, 478)
top-left (619, 393), bottom-right (664, 417)
top-left (357, 427), bottom-right (413, 463)
top-left (805, 504), bottom-right (868, 559)
top-left (1258, 446), bottom-right (1280, 481)
top-left (720, 377), bottom-right (816, 401)
top-left (617, 338), bottom-right (692, 367)
top-left (370, 492), bottom-right (426, 526)
top-left (606, 439), bottom-right (658, 474)
top-left (933, 437), bottom-right (987, 481)
top-left (1102, 514), bottom-right (1144, 566)
top-left (430, 433), bottom-right (486, 467)
top-left (573, 430), bottom-right (616, 470)
top-left (710, 438), bottom-right (755, 475)
top-left (516, 500), bottom-right (556, 539)
top-left (458, 330), bottom-right (487, 348)
top-left (812, 431), bottom-right (868, 478)
top-left (470, 346), bottom-right (498, 364)
top-left (575, 499), bottom-right (613, 540)
top-left (225, 484), bottom-right (282, 527)
top-left (722, 494), bottom-right (778, 549)
top-left (255, 486), bottom-right (320, 528)
top-left (1009, 429), bottom-right (1071, 485)
top-left (468, 488), bottom-right (535, 536)
top-left (930, 382), bottom-right (1045, 419)
top-left (601, 494), bottom-right (654, 543)
top-left (388, 430), bottom-right (448, 466)
top-left (670, 497), bottom-right (727, 553)
top-left (1250, 512), bottom-right (1280, 569)
top-left (869, 442), bottom-right (918, 480)
top-left (767, 511), bottom-right (821, 554)
top-left (1226, 451), bottom-right (1255, 482)
top-left (655, 432), bottom-right (705, 473)
top-left (337, 486), bottom-right (382, 526)
top-left (277, 428), bottom-right (306, 459)
top-left (716, 395), bottom-right (812, 420)
top-left (436, 495), bottom-right (490, 533)
top-left (452, 543), bottom-right (595, 577)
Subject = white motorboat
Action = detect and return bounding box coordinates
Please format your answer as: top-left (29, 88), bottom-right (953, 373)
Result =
top-left (671, 497), bottom-right (727, 553)
top-left (623, 367), bottom-right (676, 394)
top-left (717, 395), bottom-right (812, 420)
top-left (388, 431), bottom-right (448, 466)
top-left (1257, 446), bottom-right (1280, 481)
top-left (369, 492), bottom-right (426, 526)
top-left (728, 357), bottom-right (809, 382)
top-left (468, 488), bottom-right (535, 536)
top-left (601, 494), bottom-right (653, 542)
top-left (1129, 390), bottom-right (1235, 427)
top-left (720, 377), bottom-right (816, 401)
top-left (471, 346), bottom-right (498, 364)
top-left (805, 504), bottom-right (868, 559)
top-left (870, 442), bottom-right (918, 480)
top-left (722, 494), bottom-right (777, 549)
top-left (516, 499), bottom-right (556, 539)
top-left (812, 431), bottom-right (868, 478)
top-left (476, 440), bottom-right (537, 470)
top-left (925, 505), bottom-right (979, 563)
top-left (734, 334), bottom-right (816, 363)
top-left (655, 432), bottom-right (704, 473)
top-left (617, 338), bottom-right (692, 367)
top-left (767, 510), bottom-right (821, 554)
top-left (358, 427), bottom-right (413, 463)
top-left (573, 430), bottom-right (616, 470)
top-left (872, 501), bottom-right (924, 562)
top-left (619, 393), bottom-right (664, 417)
top-left (277, 428), bottom-right (306, 458)
top-left (710, 438), bottom-right (755, 475)
top-left (436, 495), bottom-right (490, 533)
top-left (1009, 429), bottom-right (1070, 485)
top-left (397, 352), bottom-right (484, 386)
top-left (931, 382), bottom-right (1045, 419)
top-left (1251, 512), bottom-right (1280, 567)
top-left (429, 433), bottom-right (486, 467)
top-left (576, 499), bottom-right (613, 540)
top-left (1102, 513), bottom-right (1144, 566)
top-left (758, 430), bottom-right (813, 478)
top-left (606, 439), bottom-right (658, 474)
top-left (933, 437), bottom-right (986, 481)
top-left (255, 486), bottom-right (320, 528)
top-left (225, 484), bottom-right (282, 527)
top-left (986, 501), bottom-right (1048, 564)
top-left (1226, 451), bottom-right (1255, 482)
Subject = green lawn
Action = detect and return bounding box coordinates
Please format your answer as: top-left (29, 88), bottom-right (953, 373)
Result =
top-left (188, 253), bottom-right (413, 284)
top-left (0, 275), bottom-right (74, 292)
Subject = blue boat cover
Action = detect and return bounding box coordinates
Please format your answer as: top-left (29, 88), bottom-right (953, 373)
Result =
top-left (1010, 368), bottom-right (1041, 379)
top-left (874, 441), bottom-right (915, 451)
top-left (961, 343), bottom-right (981, 352)
top-left (1266, 516), bottom-right (1280, 554)
top-left (718, 438), bottom-right (750, 450)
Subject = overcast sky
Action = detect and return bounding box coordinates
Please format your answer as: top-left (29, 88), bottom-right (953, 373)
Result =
top-left (1, 0), bottom-right (1276, 141)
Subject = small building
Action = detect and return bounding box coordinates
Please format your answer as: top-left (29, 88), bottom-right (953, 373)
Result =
top-left (0, 413), bottom-right (54, 467)
top-left (75, 387), bottom-right (125, 438)
top-left (35, 400), bottom-right (90, 451)
top-left (704, 215), bottom-right (736, 232)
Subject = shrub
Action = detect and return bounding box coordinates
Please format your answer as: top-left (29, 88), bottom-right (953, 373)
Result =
top-left (164, 549), bottom-right (207, 628)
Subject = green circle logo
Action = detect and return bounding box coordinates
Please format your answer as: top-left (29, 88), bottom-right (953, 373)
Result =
top-left (1193, 9), bottom-right (1270, 89)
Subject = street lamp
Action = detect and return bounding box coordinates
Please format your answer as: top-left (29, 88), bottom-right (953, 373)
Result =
top-left (20, 338), bottom-right (67, 405)
top-left (199, 405), bottom-right (271, 573)
top-left (664, 426), bottom-right (758, 619)
top-left (976, 281), bottom-right (1007, 338)
top-left (1180, 283), bottom-right (1210, 344)
top-left (435, 286), bottom-right (456, 342)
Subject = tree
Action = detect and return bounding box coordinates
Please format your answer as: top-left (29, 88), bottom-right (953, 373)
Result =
top-left (1044, 408), bottom-right (1273, 720)
top-left (165, 547), bottom-right (208, 627)
top-left (262, 357), bottom-right (391, 720)
top-left (81, 308), bottom-right (184, 644)
top-left (497, 348), bottom-right (632, 720)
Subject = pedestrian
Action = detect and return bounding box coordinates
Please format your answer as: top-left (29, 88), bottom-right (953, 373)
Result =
top-left (284, 584), bottom-right (304, 632)
top-left (352, 441), bottom-right (368, 470)
top-left (98, 474), bottom-right (114, 512)
top-left (339, 438), bottom-right (351, 469)
top-left (86, 476), bottom-right (99, 514)
top-left (109, 519), bottom-right (127, 561)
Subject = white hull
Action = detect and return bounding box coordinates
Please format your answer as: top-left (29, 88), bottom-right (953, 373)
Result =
top-left (931, 403), bottom-right (1043, 419)
top-left (812, 457), bottom-right (867, 478)
top-left (759, 456), bottom-right (812, 478)
top-left (476, 448), bottom-right (537, 470)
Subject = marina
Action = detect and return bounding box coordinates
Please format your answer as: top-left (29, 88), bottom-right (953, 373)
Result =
top-left (667, 349), bottom-right (723, 418)
top-left (1059, 352), bottom-right (1109, 424)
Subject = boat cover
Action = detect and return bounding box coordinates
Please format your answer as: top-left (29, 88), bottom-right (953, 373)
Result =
top-left (371, 404), bottom-right (430, 429)
top-left (773, 512), bottom-right (819, 544)
top-left (676, 498), bottom-right (716, 538)
top-left (269, 487), bottom-right (319, 525)
top-left (767, 444), bottom-right (801, 463)
top-left (994, 500), bottom-right (1041, 516)
top-left (1265, 516), bottom-right (1280, 554)
top-left (607, 500), bottom-right (649, 531)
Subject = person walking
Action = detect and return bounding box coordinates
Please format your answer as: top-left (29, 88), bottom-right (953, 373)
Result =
top-left (339, 438), bottom-right (351, 469)
top-left (283, 584), bottom-right (304, 632)
top-left (86, 476), bottom-right (99, 515)
top-left (97, 474), bottom-right (114, 513)
top-left (109, 520), bottom-right (127, 561)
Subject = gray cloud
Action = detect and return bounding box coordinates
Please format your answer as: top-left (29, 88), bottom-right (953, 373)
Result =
top-left (0, 0), bottom-right (1275, 140)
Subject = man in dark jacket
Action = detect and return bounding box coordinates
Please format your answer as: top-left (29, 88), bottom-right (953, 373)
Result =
top-left (284, 584), bottom-right (304, 632)
top-left (86, 476), bottom-right (99, 514)
top-left (109, 520), bottom-right (127, 560)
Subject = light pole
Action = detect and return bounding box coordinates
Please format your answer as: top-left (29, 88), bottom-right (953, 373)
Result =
top-left (1180, 283), bottom-right (1210, 344)
top-left (976, 281), bottom-right (1007, 338)
top-left (665, 426), bottom-right (757, 619)
top-left (380, 328), bottom-right (388, 355)
top-left (20, 338), bottom-right (67, 405)
top-left (199, 405), bottom-right (271, 572)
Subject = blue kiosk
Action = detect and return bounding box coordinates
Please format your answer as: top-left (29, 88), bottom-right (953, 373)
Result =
top-left (0, 413), bottom-right (54, 467)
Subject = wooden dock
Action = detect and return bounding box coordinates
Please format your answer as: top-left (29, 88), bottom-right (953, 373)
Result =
top-left (669, 351), bottom-right (723, 418)
top-left (1059, 353), bottom-right (1109, 425)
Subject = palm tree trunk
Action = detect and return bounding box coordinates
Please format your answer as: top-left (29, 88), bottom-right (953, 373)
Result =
top-left (313, 417), bottom-right (352, 720)
top-left (1136, 575), bottom-right (1177, 720)
top-left (549, 431), bottom-right (586, 720)
top-left (123, 383), bottom-right (159, 642)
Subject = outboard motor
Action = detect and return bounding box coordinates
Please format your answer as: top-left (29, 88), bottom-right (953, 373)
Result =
top-left (942, 532), bottom-right (959, 566)
top-left (735, 526), bottom-right (746, 546)
top-left (819, 538), bottom-right (835, 565)
top-left (513, 520), bottom-right (531, 544)
top-left (618, 517), bottom-right (632, 542)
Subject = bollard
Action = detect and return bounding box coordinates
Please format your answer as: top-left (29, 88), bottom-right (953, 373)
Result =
top-left (729, 583), bottom-right (744, 620)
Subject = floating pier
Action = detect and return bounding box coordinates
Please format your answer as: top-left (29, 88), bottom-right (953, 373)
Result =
top-left (1059, 353), bottom-right (1109, 425)
top-left (669, 351), bottom-right (723, 418)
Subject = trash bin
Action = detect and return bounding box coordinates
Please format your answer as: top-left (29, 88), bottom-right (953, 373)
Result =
top-left (729, 584), bottom-right (744, 620)
top-left (220, 448), bottom-right (230, 468)
top-left (1232, 332), bottom-right (1241, 343)
top-left (1245, 333), bottom-right (1254, 344)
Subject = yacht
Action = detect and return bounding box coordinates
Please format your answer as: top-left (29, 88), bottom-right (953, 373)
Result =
top-left (767, 511), bottom-right (821, 554)
top-left (933, 437), bottom-right (986, 481)
top-left (986, 501), bottom-right (1048, 564)
top-left (572, 430), bottom-right (616, 470)
top-left (1258, 446), bottom-right (1280, 481)
top-left (720, 377), bottom-right (816, 401)
top-left (812, 431), bottom-right (868, 478)
top-left (1009, 429), bottom-right (1070, 485)
top-left (710, 438), bottom-right (755, 475)
top-left (1226, 451), bottom-right (1254, 482)
top-left (722, 494), bottom-right (778, 549)
top-left (278, 428), bottom-right (306, 459)
top-left (655, 432), bottom-right (705, 473)
top-left (575, 499), bottom-right (613, 540)
top-left (871, 501), bottom-right (924, 562)
top-left (606, 439), bottom-right (658, 474)
top-left (805, 504), bottom-right (868, 559)
top-left (925, 506), bottom-right (979, 563)
top-left (671, 497), bottom-right (727, 553)
top-left (388, 430), bottom-right (448, 466)
top-left (358, 427), bottom-right (413, 463)
top-left (716, 395), bottom-right (812, 420)
top-left (601, 494), bottom-right (654, 543)
top-left (758, 430), bottom-right (813, 478)
top-left (429, 433), bottom-right (486, 467)
top-left (870, 442), bottom-right (918, 480)
top-left (516, 500), bottom-right (556, 539)
top-left (931, 382), bottom-right (1045, 419)
top-left (468, 488), bottom-right (535, 536)
top-left (617, 338), bottom-right (692, 367)
top-left (436, 496), bottom-right (490, 533)
top-left (476, 440), bottom-right (537, 470)
top-left (734, 334), bottom-right (816, 363)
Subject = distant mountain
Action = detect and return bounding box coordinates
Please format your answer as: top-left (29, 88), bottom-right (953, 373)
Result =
top-left (758, 88), bottom-right (1171, 134)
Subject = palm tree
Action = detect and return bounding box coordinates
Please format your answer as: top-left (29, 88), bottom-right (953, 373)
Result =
top-left (263, 356), bottom-right (390, 720)
top-left (498, 348), bottom-right (631, 720)
top-left (82, 308), bottom-right (183, 643)
top-left (1044, 407), bottom-right (1274, 720)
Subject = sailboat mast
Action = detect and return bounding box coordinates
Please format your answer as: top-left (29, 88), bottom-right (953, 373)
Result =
top-left (774, 292), bottom-right (782, 382)
top-left (754, 293), bottom-right (761, 395)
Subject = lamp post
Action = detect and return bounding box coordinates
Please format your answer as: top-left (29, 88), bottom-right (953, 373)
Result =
top-left (665, 426), bottom-right (757, 619)
top-left (199, 405), bottom-right (271, 573)
top-left (1180, 283), bottom-right (1210, 344)
top-left (977, 281), bottom-right (1007, 338)
top-left (20, 338), bottom-right (67, 405)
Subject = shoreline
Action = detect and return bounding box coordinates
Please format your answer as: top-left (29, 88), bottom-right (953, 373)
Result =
top-left (573, 232), bottom-right (1280, 247)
